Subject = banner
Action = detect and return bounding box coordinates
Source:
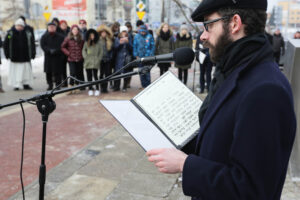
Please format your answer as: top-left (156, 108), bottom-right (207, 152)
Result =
top-left (52, 0), bottom-right (87, 20)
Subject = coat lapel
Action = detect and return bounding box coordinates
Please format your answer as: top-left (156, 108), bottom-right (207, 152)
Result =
top-left (195, 66), bottom-right (244, 153)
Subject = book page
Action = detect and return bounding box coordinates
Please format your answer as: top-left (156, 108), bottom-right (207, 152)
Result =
top-left (100, 100), bottom-right (175, 151)
top-left (133, 72), bottom-right (202, 148)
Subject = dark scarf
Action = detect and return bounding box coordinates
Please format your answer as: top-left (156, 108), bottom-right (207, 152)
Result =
top-left (177, 33), bottom-right (190, 41)
top-left (198, 33), bottom-right (274, 125)
top-left (160, 30), bottom-right (171, 41)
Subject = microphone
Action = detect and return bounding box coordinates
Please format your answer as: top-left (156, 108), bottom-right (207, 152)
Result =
top-left (135, 47), bottom-right (195, 65)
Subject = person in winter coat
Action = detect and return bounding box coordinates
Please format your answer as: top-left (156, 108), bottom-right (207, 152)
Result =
top-left (124, 21), bottom-right (135, 89)
top-left (155, 23), bottom-right (175, 75)
top-left (97, 25), bottom-right (113, 93)
top-left (61, 24), bottom-right (85, 92)
top-left (51, 18), bottom-right (63, 35)
top-left (4, 18), bottom-right (35, 91)
top-left (272, 29), bottom-right (285, 65)
top-left (147, 1), bottom-right (296, 199)
top-left (41, 22), bottom-right (65, 90)
top-left (59, 20), bottom-right (70, 87)
top-left (175, 24), bottom-right (193, 85)
top-left (110, 22), bottom-right (120, 89)
top-left (133, 25), bottom-right (155, 88)
top-left (82, 29), bottom-right (103, 96)
top-left (0, 35), bottom-right (4, 93)
top-left (113, 26), bottom-right (133, 92)
top-left (79, 19), bottom-right (87, 39)
top-left (195, 32), bottom-right (213, 93)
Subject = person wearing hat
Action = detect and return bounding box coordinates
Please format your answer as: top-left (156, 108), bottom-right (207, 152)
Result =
top-left (113, 25), bottom-right (133, 92)
top-left (79, 19), bottom-right (87, 38)
top-left (124, 21), bottom-right (135, 89)
top-left (41, 22), bottom-right (65, 90)
top-left (51, 17), bottom-right (63, 35)
top-left (4, 18), bottom-right (35, 91)
top-left (110, 21), bottom-right (121, 89)
top-left (61, 24), bottom-right (85, 94)
top-left (133, 24), bottom-right (155, 88)
top-left (19, 15), bottom-right (35, 42)
top-left (146, 1), bottom-right (296, 199)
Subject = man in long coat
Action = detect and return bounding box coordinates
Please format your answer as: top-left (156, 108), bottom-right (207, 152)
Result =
top-left (41, 22), bottom-right (65, 90)
top-left (146, 0), bottom-right (297, 199)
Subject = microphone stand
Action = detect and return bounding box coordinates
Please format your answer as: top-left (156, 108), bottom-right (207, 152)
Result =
top-left (0, 63), bottom-right (154, 200)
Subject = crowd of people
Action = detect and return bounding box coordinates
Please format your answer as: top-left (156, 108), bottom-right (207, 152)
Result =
top-left (0, 15), bottom-right (300, 95)
top-left (0, 16), bottom-right (197, 96)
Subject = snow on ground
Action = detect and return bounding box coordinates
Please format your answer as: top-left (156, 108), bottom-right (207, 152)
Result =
top-left (0, 56), bottom-right (44, 77)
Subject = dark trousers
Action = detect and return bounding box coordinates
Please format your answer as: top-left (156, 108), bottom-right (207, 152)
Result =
top-left (86, 69), bottom-right (99, 90)
top-left (200, 63), bottom-right (212, 92)
top-left (178, 68), bottom-right (188, 85)
top-left (114, 68), bottom-right (131, 90)
top-left (61, 57), bottom-right (68, 86)
top-left (69, 61), bottom-right (84, 86)
top-left (158, 63), bottom-right (170, 76)
top-left (274, 51), bottom-right (281, 65)
top-left (100, 60), bottom-right (111, 92)
top-left (138, 63), bottom-right (151, 88)
top-left (46, 72), bottom-right (61, 88)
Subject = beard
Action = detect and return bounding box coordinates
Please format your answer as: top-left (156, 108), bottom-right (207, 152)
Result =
top-left (203, 25), bottom-right (233, 63)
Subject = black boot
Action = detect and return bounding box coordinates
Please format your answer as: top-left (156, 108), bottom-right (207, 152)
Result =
top-left (23, 85), bottom-right (33, 90)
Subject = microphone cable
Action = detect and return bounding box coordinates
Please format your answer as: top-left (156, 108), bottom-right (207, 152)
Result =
top-left (14, 59), bottom-right (138, 200)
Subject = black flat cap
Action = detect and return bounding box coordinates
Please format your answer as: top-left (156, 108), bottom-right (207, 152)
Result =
top-left (191, 0), bottom-right (268, 22)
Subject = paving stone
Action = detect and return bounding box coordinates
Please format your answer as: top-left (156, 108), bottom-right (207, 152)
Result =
top-left (166, 184), bottom-right (190, 200)
top-left (115, 172), bottom-right (177, 198)
top-left (133, 155), bottom-right (164, 175)
top-left (45, 174), bottom-right (118, 200)
top-left (77, 149), bottom-right (141, 181)
top-left (106, 191), bottom-right (162, 200)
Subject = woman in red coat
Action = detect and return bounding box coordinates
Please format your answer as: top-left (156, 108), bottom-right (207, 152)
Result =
top-left (61, 24), bottom-right (84, 90)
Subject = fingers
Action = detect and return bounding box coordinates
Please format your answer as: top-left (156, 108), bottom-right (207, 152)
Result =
top-left (146, 148), bottom-right (165, 156)
top-left (148, 154), bottom-right (162, 163)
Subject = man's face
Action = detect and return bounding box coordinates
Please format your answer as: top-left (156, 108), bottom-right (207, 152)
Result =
top-left (60, 23), bottom-right (67, 30)
top-left (15, 25), bottom-right (24, 31)
top-left (126, 25), bottom-right (132, 32)
top-left (141, 31), bottom-right (147, 36)
top-left (79, 22), bottom-right (86, 29)
top-left (48, 25), bottom-right (57, 33)
top-left (200, 12), bottom-right (233, 63)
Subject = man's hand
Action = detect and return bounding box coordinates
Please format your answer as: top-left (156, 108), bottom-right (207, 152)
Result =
top-left (146, 148), bottom-right (188, 174)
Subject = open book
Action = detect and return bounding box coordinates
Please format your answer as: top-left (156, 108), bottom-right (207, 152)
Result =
top-left (100, 71), bottom-right (202, 151)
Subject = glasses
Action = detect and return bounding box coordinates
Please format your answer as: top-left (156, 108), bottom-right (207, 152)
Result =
top-left (203, 16), bottom-right (229, 32)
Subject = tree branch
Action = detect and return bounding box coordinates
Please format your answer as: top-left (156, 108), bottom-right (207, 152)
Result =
top-left (171, 0), bottom-right (200, 34)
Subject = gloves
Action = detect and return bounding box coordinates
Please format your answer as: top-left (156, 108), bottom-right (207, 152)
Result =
top-left (49, 49), bottom-right (56, 55)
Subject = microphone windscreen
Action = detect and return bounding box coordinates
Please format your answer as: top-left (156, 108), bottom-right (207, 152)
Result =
top-left (173, 47), bottom-right (195, 65)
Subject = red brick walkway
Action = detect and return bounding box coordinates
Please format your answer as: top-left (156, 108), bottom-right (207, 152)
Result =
top-left (0, 92), bottom-right (138, 199)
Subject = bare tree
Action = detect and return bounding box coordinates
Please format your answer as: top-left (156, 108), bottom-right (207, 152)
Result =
top-left (171, 0), bottom-right (200, 34)
top-left (1, 0), bottom-right (25, 22)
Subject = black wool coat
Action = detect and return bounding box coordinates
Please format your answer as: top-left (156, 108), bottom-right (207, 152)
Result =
top-left (182, 58), bottom-right (296, 200)
top-left (41, 32), bottom-right (65, 73)
top-left (4, 27), bottom-right (36, 62)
